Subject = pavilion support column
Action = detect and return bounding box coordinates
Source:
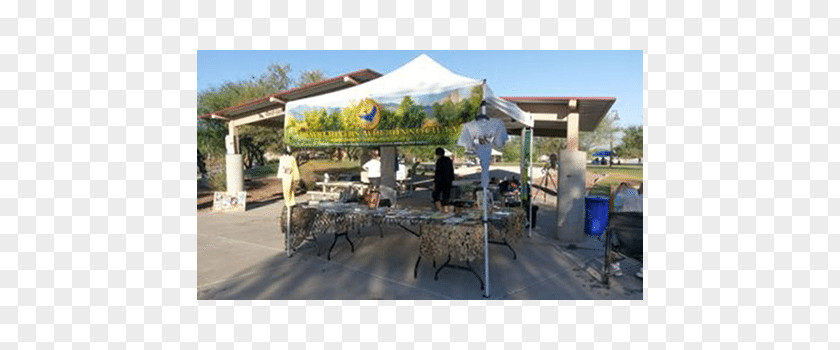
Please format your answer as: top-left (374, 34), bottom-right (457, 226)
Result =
top-left (380, 146), bottom-right (397, 204)
top-left (555, 105), bottom-right (586, 243)
top-left (566, 101), bottom-right (579, 151)
top-left (225, 122), bottom-right (244, 194)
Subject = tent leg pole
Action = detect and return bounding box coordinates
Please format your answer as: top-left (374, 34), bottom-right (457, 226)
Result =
top-left (483, 187), bottom-right (490, 298)
top-left (529, 128), bottom-right (533, 238)
top-left (285, 204), bottom-right (291, 257)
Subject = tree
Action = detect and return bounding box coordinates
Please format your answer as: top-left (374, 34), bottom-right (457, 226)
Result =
top-left (395, 96), bottom-right (426, 129)
top-left (339, 100), bottom-right (366, 130)
top-left (198, 62), bottom-right (315, 179)
top-left (401, 145), bottom-right (438, 163)
top-left (533, 137), bottom-right (566, 160)
top-left (197, 118), bottom-right (228, 158)
top-left (377, 107), bottom-right (399, 130)
top-left (259, 63), bottom-right (294, 91)
top-left (615, 125), bottom-right (643, 160)
top-left (297, 70), bottom-right (327, 87)
top-left (432, 100), bottom-right (460, 127)
top-left (502, 136), bottom-right (521, 163)
top-left (456, 86), bottom-right (484, 125)
top-left (302, 108), bottom-right (328, 131)
top-left (197, 150), bottom-right (207, 177)
top-left (580, 110), bottom-right (620, 166)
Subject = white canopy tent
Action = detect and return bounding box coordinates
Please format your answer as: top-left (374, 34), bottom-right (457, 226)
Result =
top-left (285, 54), bottom-right (533, 130)
top-left (284, 54), bottom-right (533, 297)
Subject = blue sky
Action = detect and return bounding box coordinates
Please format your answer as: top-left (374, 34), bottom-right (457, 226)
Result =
top-left (198, 50), bottom-right (642, 127)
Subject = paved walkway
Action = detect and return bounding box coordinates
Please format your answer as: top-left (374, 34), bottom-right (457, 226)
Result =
top-left (198, 184), bottom-right (644, 300)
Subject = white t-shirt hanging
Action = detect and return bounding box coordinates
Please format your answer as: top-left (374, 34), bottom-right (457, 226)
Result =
top-left (457, 118), bottom-right (508, 151)
top-left (276, 155), bottom-right (301, 206)
top-left (458, 118), bottom-right (508, 188)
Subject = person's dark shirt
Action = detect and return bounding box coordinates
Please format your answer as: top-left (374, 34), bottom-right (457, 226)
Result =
top-left (434, 156), bottom-right (454, 187)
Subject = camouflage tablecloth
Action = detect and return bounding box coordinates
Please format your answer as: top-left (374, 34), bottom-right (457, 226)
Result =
top-left (282, 203), bottom-right (525, 261)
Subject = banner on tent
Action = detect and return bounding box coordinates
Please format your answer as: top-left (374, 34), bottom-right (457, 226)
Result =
top-left (284, 85), bottom-right (483, 147)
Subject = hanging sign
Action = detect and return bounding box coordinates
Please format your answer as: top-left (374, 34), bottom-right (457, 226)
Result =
top-left (284, 86), bottom-right (483, 147)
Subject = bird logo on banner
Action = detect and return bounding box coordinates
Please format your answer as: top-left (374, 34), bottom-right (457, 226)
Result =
top-left (358, 98), bottom-right (381, 130)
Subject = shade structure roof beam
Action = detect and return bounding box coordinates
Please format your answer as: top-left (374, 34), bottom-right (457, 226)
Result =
top-left (230, 107), bottom-right (285, 127)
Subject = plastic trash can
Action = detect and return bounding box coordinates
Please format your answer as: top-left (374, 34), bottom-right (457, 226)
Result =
top-left (584, 196), bottom-right (610, 237)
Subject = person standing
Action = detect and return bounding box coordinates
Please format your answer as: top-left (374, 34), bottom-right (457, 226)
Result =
top-left (433, 147), bottom-right (454, 211)
top-left (362, 149), bottom-right (382, 189)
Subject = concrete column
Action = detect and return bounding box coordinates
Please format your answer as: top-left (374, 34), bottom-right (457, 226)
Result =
top-left (554, 100), bottom-right (585, 243)
top-left (226, 154), bottom-right (244, 193)
top-left (225, 122), bottom-right (243, 194)
top-left (566, 113), bottom-right (579, 151)
top-left (379, 146), bottom-right (397, 204)
top-left (554, 150), bottom-right (586, 243)
top-left (228, 122), bottom-right (239, 154)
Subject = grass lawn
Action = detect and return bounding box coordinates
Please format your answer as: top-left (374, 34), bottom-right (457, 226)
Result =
top-left (245, 159), bottom-right (361, 188)
top-left (586, 164), bottom-right (643, 197)
top-left (493, 161), bottom-right (523, 167)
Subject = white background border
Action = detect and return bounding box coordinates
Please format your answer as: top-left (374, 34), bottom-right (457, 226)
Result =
top-left (2, 0), bottom-right (837, 347)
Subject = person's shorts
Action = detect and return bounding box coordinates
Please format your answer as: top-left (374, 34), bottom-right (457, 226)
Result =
top-left (432, 184), bottom-right (451, 204)
top-left (368, 177), bottom-right (381, 188)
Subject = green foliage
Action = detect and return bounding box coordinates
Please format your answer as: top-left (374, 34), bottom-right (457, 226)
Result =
top-left (199, 62), bottom-right (323, 181)
top-left (400, 145), bottom-right (439, 162)
top-left (432, 100), bottom-right (459, 127)
top-left (502, 136), bottom-right (521, 162)
top-left (197, 150), bottom-right (207, 176)
top-left (458, 86), bottom-right (484, 125)
top-left (207, 169), bottom-right (227, 191)
top-left (395, 96), bottom-right (426, 129)
top-left (339, 101), bottom-right (366, 130)
top-left (241, 125), bottom-right (285, 154)
top-left (296, 108), bottom-right (342, 134)
top-left (197, 119), bottom-right (228, 157)
top-left (258, 63), bottom-right (293, 92)
top-left (324, 110), bottom-right (342, 131)
top-left (197, 64), bottom-right (292, 117)
top-left (285, 87), bottom-right (481, 147)
top-left (377, 107), bottom-right (399, 130)
top-left (237, 125), bottom-right (287, 167)
top-left (580, 110), bottom-right (620, 152)
top-left (615, 125), bottom-right (643, 159)
top-left (197, 63), bottom-right (295, 160)
top-left (297, 70), bottom-right (327, 87)
top-left (533, 137), bottom-right (566, 158)
top-left (238, 134), bottom-right (265, 168)
top-left (302, 109), bottom-right (328, 131)
top-left (432, 87), bottom-right (483, 127)
top-left (244, 161), bottom-right (279, 179)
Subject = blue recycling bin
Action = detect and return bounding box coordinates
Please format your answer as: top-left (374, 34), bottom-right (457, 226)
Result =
top-left (584, 196), bottom-right (610, 237)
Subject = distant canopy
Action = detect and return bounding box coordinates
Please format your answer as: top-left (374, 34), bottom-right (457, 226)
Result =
top-left (283, 54), bottom-right (531, 148)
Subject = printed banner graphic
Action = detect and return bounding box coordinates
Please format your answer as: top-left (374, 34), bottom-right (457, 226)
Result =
top-left (284, 86), bottom-right (482, 147)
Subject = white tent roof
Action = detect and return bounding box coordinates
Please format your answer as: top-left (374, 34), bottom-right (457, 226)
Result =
top-left (491, 149), bottom-right (503, 156)
top-left (287, 54), bottom-right (533, 127)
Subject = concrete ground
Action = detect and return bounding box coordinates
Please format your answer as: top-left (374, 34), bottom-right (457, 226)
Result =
top-left (198, 166), bottom-right (644, 300)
